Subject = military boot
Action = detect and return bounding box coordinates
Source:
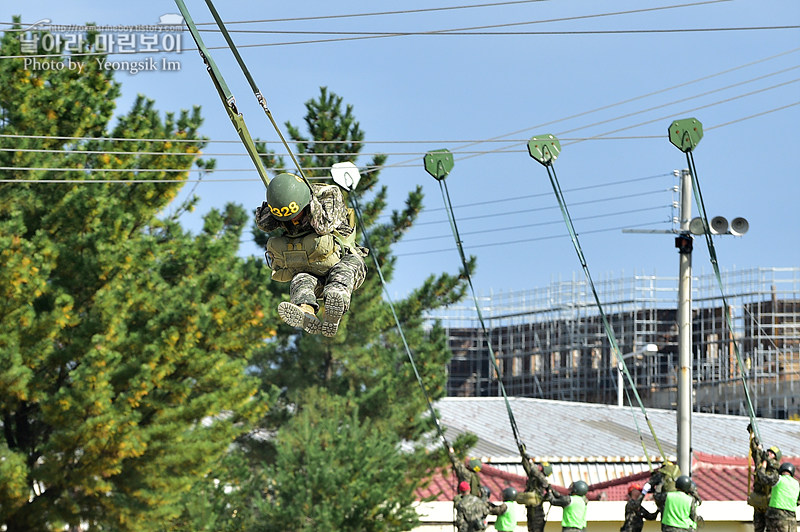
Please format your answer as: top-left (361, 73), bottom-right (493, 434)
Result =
top-left (321, 287), bottom-right (350, 337)
top-left (278, 302), bottom-right (321, 335)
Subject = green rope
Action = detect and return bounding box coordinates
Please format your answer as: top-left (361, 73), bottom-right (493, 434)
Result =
top-left (201, 0), bottom-right (313, 190)
top-left (684, 151), bottom-right (761, 441)
top-left (437, 178), bottom-right (527, 458)
top-left (346, 192), bottom-right (454, 459)
top-left (622, 376), bottom-right (655, 470)
top-left (542, 161), bottom-right (667, 462)
top-left (173, 0), bottom-right (270, 188)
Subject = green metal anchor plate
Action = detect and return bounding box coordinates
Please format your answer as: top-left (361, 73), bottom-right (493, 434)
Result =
top-left (527, 135), bottom-right (561, 166)
top-left (668, 118), bottom-right (703, 153)
top-left (423, 149), bottom-right (454, 181)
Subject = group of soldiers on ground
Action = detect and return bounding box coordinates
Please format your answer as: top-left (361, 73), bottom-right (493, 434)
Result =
top-left (448, 423), bottom-right (799, 532)
top-left (255, 176), bottom-right (800, 532)
top-left (748, 424), bottom-right (800, 532)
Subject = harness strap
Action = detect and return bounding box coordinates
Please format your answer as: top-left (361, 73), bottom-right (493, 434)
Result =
top-left (174, 0), bottom-right (271, 188)
top-left (200, 0), bottom-right (314, 192)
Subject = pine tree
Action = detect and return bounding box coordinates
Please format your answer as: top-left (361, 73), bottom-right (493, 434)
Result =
top-left (232, 87), bottom-right (477, 530)
top-left (0, 22), bottom-right (275, 530)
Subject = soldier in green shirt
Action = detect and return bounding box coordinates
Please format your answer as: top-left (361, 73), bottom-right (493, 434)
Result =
top-left (551, 480), bottom-right (589, 531)
top-left (758, 462), bottom-right (799, 532)
top-left (493, 487), bottom-right (520, 532)
top-left (655, 476), bottom-right (699, 532)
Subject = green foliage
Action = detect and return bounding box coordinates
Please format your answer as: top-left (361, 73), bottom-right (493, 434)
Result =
top-left (0, 21), bottom-right (274, 531)
top-left (265, 389), bottom-right (422, 531)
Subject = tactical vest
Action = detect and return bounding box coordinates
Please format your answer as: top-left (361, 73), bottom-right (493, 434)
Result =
top-left (516, 491), bottom-right (542, 506)
top-left (660, 462), bottom-right (681, 493)
top-left (561, 495), bottom-right (587, 529)
top-left (266, 231), bottom-right (341, 282)
top-left (265, 208), bottom-right (358, 282)
top-left (769, 475), bottom-right (800, 512)
top-left (661, 491), bottom-right (694, 529)
top-left (494, 501), bottom-right (517, 531)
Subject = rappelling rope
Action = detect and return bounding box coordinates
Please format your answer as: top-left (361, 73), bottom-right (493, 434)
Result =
top-left (173, 0), bottom-right (271, 188)
top-left (683, 150), bottom-right (761, 440)
top-left (199, 0), bottom-right (312, 190)
top-left (537, 156), bottom-right (667, 463)
top-left (435, 175), bottom-right (527, 458)
top-left (345, 190), bottom-right (455, 463)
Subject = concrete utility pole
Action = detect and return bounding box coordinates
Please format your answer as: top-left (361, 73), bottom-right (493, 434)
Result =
top-left (675, 169), bottom-right (693, 476)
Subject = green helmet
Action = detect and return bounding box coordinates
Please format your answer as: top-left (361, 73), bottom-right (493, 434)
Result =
top-left (675, 475), bottom-right (693, 493)
top-left (468, 458), bottom-right (482, 472)
top-left (502, 487), bottom-right (518, 501)
top-left (571, 480), bottom-right (589, 496)
top-left (266, 173), bottom-right (311, 220)
top-left (541, 461), bottom-right (553, 477)
top-left (768, 446), bottom-right (782, 461)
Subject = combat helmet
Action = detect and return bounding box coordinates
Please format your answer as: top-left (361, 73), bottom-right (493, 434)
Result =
top-left (570, 480), bottom-right (589, 496)
top-left (502, 486), bottom-right (518, 501)
top-left (675, 475), bottom-right (693, 493)
top-left (266, 173), bottom-right (311, 220)
top-left (779, 462), bottom-right (796, 477)
top-left (768, 446), bottom-right (782, 461)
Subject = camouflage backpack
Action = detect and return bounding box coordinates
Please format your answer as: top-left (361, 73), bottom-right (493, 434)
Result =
top-left (455, 493), bottom-right (488, 530)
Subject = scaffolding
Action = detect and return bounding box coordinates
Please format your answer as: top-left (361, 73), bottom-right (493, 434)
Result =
top-left (429, 267), bottom-right (800, 419)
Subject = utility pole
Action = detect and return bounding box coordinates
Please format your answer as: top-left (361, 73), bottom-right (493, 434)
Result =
top-left (674, 169), bottom-right (693, 475)
top-left (623, 168), bottom-right (694, 475)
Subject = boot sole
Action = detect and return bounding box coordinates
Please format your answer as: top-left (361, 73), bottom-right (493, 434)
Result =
top-left (278, 302), bottom-right (322, 335)
top-left (322, 291), bottom-right (347, 337)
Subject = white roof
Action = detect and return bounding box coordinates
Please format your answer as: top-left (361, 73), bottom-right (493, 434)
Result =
top-left (435, 396), bottom-right (800, 462)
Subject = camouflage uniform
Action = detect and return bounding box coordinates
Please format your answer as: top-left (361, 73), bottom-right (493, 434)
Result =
top-left (256, 183), bottom-right (368, 335)
top-left (750, 434), bottom-right (781, 532)
top-left (648, 461), bottom-right (681, 513)
top-left (520, 458), bottom-right (552, 532)
top-left (451, 456), bottom-right (484, 498)
top-left (620, 492), bottom-right (658, 532)
top-left (455, 493), bottom-right (490, 532)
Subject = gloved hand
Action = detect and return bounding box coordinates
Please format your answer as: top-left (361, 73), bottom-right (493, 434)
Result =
top-left (746, 422), bottom-right (752, 433)
top-left (641, 483), bottom-right (651, 496)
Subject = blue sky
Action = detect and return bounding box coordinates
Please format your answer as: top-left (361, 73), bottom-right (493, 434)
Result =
top-left (2, 1), bottom-right (798, 299)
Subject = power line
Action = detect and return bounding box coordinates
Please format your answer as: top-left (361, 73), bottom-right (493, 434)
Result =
top-left (2, 93), bottom-right (795, 182)
top-left (0, 1), bottom-right (746, 59)
top-left (402, 204), bottom-right (668, 243)
top-left (394, 220), bottom-right (670, 256)
top-left (417, 172), bottom-right (671, 214)
top-left (366, 47), bottom-right (800, 173)
top-left (411, 189), bottom-right (669, 227)
top-left (1, 47), bottom-right (796, 151)
top-left (0, 1), bottom-right (552, 30)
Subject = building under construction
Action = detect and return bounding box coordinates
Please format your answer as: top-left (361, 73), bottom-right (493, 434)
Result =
top-left (428, 267), bottom-right (800, 419)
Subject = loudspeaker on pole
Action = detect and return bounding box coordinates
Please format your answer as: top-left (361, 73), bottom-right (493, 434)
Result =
top-left (730, 217), bottom-right (749, 237)
top-left (710, 216), bottom-right (729, 235)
